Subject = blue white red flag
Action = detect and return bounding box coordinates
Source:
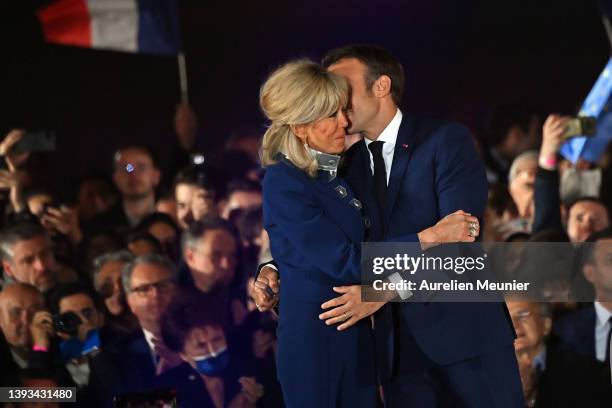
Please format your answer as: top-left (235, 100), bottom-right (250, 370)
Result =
top-left (37, 0), bottom-right (181, 55)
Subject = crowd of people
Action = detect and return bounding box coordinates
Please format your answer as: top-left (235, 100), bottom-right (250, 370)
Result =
top-left (0, 71), bottom-right (612, 407)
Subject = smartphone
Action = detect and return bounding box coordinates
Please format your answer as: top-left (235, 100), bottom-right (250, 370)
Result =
top-left (10, 130), bottom-right (56, 155)
top-left (563, 116), bottom-right (596, 139)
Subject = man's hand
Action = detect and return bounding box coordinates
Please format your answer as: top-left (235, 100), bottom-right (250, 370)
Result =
top-left (41, 206), bottom-right (83, 243)
top-left (0, 129), bottom-right (30, 171)
top-left (30, 311), bottom-right (54, 349)
top-left (319, 285), bottom-right (385, 331)
top-left (539, 114), bottom-right (569, 170)
top-left (152, 337), bottom-right (182, 375)
top-left (251, 266), bottom-right (279, 312)
top-left (418, 210), bottom-right (479, 247)
top-left (238, 377), bottom-right (264, 404)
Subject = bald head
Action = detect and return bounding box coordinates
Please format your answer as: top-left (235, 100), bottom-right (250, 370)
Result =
top-left (0, 283), bottom-right (44, 348)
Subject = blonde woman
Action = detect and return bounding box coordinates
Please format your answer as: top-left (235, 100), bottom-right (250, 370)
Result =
top-left (260, 60), bottom-right (380, 407)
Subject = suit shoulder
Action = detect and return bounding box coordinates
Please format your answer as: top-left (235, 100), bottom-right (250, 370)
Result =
top-left (262, 160), bottom-right (311, 195)
top-left (408, 115), bottom-right (472, 143)
top-left (554, 305), bottom-right (595, 332)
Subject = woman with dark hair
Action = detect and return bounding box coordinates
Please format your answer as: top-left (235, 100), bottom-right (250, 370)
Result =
top-left (158, 289), bottom-right (264, 408)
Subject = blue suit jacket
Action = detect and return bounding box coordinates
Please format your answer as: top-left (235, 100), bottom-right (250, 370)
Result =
top-left (341, 115), bottom-right (515, 378)
top-left (263, 157), bottom-right (377, 406)
top-left (553, 304), bottom-right (597, 359)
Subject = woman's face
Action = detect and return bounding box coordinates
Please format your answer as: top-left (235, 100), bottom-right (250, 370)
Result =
top-left (299, 108), bottom-right (349, 155)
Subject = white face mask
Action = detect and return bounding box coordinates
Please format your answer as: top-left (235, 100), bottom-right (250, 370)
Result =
top-left (560, 167), bottom-right (602, 204)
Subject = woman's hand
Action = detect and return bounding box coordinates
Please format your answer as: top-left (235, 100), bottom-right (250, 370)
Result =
top-left (319, 285), bottom-right (385, 331)
top-left (539, 114), bottom-right (568, 170)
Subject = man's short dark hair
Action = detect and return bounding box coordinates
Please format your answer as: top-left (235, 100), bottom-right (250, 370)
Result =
top-left (567, 196), bottom-right (609, 218)
top-left (112, 145), bottom-right (159, 170)
top-left (173, 165), bottom-right (215, 194)
top-left (0, 221), bottom-right (47, 261)
top-left (322, 44), bottom-right (405, 106)
top-left (49, 281), bottom-right (103, 315)
top-left (181, 217), bottom-right (239, 253)
top-left (126, 231), bottom-right (164, 254)
top-left (161, 288), bottom-right (226, 353)
top-left (136, 212), bottom-right (180, 237)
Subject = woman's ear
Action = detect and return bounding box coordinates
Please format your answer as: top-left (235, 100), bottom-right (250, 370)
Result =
top-left (291, 124), bottom-right (307, 143)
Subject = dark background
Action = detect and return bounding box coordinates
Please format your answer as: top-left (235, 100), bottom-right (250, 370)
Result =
top-left (0, 0), bottom-right (609, 186)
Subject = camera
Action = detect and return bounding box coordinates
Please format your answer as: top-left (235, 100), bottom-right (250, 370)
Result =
top-left (53, 311), bottom-right (82, 336)
top-left (563, 116), bottom-right (596, 139)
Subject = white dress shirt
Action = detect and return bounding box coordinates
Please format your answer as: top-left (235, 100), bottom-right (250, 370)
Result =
top-left (364, 109), bottom-right (403, 185)
top-left (143, 328), bottom-right (159, 365)
top-left (594, 301), bottom-right (612, 362)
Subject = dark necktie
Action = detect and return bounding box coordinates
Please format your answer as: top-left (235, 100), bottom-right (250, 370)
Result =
top-left (605, 316), bottom-right (612, 364)
top-left (368, 141), bottom-right (387, 216)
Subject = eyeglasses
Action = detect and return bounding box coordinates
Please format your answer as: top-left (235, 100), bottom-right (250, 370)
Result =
top-left (512, 310), bottom-right (536, 324)
top-left (130, 278), bottom-right (175, 297)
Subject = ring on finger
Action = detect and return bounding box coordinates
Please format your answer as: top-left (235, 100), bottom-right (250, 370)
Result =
top-left (468, 226), bottom-right (477, 237)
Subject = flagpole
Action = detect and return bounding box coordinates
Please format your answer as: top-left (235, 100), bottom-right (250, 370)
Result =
top-left (177, 51), bottom-right (189, 103)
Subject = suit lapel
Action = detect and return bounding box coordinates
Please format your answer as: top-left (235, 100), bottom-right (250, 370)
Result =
top-left (383, 117), bottom-right (417, 233)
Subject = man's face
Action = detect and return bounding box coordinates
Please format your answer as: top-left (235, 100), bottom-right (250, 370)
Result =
top-left (584, 238), bottom-right (612, 297)
top-left (328, 58), bottom-right (380, 137)
top-left (175, 183), bottom-right (216, 230)
top-left (78, 179), bottom-right (116, 221)
top-left (126, 263), bottom-right (176, 331)
top-left (567, 201), bottom-right (609, 243)
top-left (185, 229), bottom-right (237, 292)
top-left (0, 285), bottom-right (44, 348)
top-left (113, 148), bottom-right (160, 200)
top-left (96, 260), bottom-right (127, 316)
top-left (507, 300), bottom-right (550, 355)
top-left (3, 235), bottom-right (57, 292)
top-left (58, 293), bottom-right (103, 332)
top-left (222, 191), bottom-right (263, 219)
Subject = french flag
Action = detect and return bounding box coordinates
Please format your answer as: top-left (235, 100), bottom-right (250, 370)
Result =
top-left (36, 0), bottom-right (181, 55)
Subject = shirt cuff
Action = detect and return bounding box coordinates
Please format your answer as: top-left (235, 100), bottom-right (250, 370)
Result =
top-left (388, 272), bottom-right (412, 300)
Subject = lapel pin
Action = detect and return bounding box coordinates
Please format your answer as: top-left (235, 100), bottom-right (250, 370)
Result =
top-left (402, 144), bottom-right (409, 149)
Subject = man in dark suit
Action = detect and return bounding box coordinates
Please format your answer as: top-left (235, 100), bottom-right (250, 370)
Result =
top-left (555, 228), bottom-right (612, 362)
top-left (111, 254), bottom-right (181, 396)
top-left (255, 45), bottom-right (522, 407)
top-left (508, 298), bottom-right (611, 407)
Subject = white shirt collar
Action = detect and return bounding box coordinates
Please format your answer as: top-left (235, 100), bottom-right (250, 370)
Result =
top-left (143, 328), bottom-right (156, 351)
top-left (594, 301), bottom-right (612, 327)
top-left (364, 109), bottom-right (402, 147)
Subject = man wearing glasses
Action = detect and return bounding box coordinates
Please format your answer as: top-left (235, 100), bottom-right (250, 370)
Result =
top-left (113, 254), bottom-right (180, 395)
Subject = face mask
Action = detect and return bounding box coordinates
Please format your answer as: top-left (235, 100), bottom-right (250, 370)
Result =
top-left (59, 329), bottom-right (101, 362)
top-left (560, 167), bottom-right (602, 205)
top-left (193, 345), bottom-right (230, 376)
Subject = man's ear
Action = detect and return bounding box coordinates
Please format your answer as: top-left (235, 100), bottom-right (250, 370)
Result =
top-left (2, 260), bottom-right (14, 279)
top-left (152, 168), bottom-right (161, 187)
top-left (543, 316), bottom-right (552, 337)
top-left (583, 264), bottom-right (596, 284)
top-left (372, 75), bottom-right (392, 98)
top-left (184, 247), bottom-right (195, 268)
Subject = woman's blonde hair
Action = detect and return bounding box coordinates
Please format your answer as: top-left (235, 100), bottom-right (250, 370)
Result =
top-left (259, 59), bottom-right (348, 177)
